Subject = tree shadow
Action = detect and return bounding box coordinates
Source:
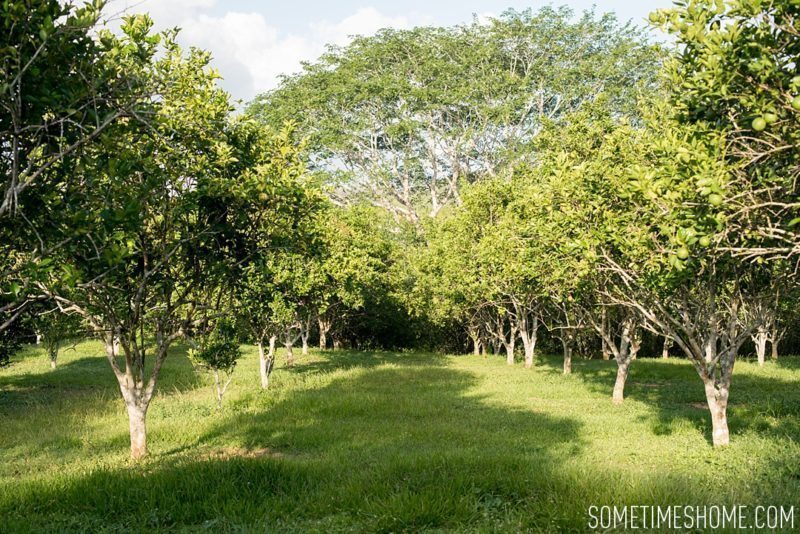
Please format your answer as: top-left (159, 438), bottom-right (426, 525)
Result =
top-left (287, 349), bottom-right (449, 377)
top-left (2, 361), bottom-right (591, 531)
top-left (536, 354), bottom-right (800, 445)
top-left (0, 343), bottom-right (201, 412)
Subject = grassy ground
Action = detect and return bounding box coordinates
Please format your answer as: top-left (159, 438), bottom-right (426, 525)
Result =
top-left (0, 342), bottom-right (798, 532)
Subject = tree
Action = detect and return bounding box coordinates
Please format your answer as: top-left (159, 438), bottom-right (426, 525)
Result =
top-left (248, 7), bottom-right (660, 223)
top-left (36, 308), bottom-right (83, 369)
top-left (312, 204), bottom-right (396, 350)
top-left (231, 122), bottom-right (319, 388)
top-left (189, 317), bottom-right (241, 408)
top-left (603, 100), bottom-right (777, 446)
top-left (28, 16), bottom-right (312, 459)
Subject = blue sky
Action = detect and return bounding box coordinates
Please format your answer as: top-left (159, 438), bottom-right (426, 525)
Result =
top-left (113, 0), bottom-right (669, 102)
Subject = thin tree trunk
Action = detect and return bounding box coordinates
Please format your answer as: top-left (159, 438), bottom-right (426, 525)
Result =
top-left (258, 340), bottom-right (276, 390)
top-left (630, 333), bottom-right (641, 361)
top-left (662, 337), bottom-right (672, 359)
top-left (703, 380), bottom-right (730, 446)
top-left (753, 327), bottom-right (768, 366)
top-left (520, 315), bottom-right (538, 369)
top-left (601, 308), bottom-right (611, 361)
top-left (770, 332), bottom-right (779, 361)
top-left (125, 400), bottom-right (147, 460)
top-left (285, 342), bottom-right (294, 368)
top-left (562, 339), bottom-right (572, 375)
top-left (318, 316), bottom-right (331, 350)
top-left (612, 360), bottom-right (630, 405)
top-left (213, 369), bottom-right (223, 408)
top-left (505, 341), bottom-right (515, 365)
top-left (300, 317), bottom-right (310, 355)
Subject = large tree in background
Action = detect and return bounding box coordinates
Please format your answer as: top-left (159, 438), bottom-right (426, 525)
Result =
top-left (247, 7), bottom-right (661, 223)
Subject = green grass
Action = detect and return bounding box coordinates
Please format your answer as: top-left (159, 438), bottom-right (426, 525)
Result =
top-left (1, 343), bottom-right (799, 532)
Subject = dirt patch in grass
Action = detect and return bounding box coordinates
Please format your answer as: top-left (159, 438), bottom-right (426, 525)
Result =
top-left (204, 447), bottom-right (286, 460)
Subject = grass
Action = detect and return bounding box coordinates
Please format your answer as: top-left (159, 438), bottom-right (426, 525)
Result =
top-left (1, 342), bottom-right (799, 532)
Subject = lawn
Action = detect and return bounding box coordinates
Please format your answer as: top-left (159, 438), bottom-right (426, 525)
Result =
top-left (1, 343), bottom-right (799, 532)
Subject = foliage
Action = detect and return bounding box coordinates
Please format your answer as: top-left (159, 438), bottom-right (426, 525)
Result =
top-left (651, 0), bottom-right (800, 263)
top-left (248, 7), bottom-right (661, 223)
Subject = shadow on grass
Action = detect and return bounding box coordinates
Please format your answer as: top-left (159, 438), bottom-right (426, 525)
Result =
top-left (533, 353), bottom-right (800, 445)
top-left (0, 343), bottom-right (201, 413)
top-left (1, 359), bottom-right (590, 531)
top-left (288, 349), bottom-right (449, 376)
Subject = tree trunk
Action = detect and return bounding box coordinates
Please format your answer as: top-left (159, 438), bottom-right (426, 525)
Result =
top-left (505, 341), bottom-right (515, 365)
top-left (520, 315), bottom-right (538, 369)
top-left (703, 380), bottom-right (730, 447)
top-left (318, 316), bottom-right (331, 350)
top-left (48, 347), bottom-right (57, 369)
top-left (753, 327), bottom-right (768, 366)
top-left (662, 337), bottom-right (672, 359)
top-left (601, 308), bottom-right (611, 361)
top-left (126, 401), bottom-right (148, 460)
top-left (771, 333), bottom-right (779, 361)
top-left (612, 360), bottom-right (630, 405)
top-left (50, 358), bottom-right (56, 370)
top-left (562, 339), bottom-right (572, 375)
top-left (285, 342), bottom-right (294, 367)
top-left (213, 369), bottom-right (223, 408)
top-left (630, 334), bottom-right (641, 361)
top-left (332, 336), bottom-right (341, 350)
top-left (300, 317), bottom-right (310, 355)
top-left (258, 340), bottom-right (275, 390)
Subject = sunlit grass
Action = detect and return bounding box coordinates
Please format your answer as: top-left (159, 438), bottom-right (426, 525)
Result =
top-left (1, 342), bottom-right (798, 531)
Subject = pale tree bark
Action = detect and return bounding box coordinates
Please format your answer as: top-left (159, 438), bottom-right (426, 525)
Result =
top-left (258, 335), bottom-right (277, 389)
top-left (100, 325), bottom-right (184, 460)
top-left (752, 326), bottom-right (768, 366)
top-left (561, 337), bottom-right (573, 375)
top-left (300, 314), bottom-right (311, 355)
top-left (469, 330), bottom-right (481, 356)
top-left (318, 315), bottom-right (332, 350)
top-left (611, 319), bottom-right (635, 405)
top-left (770, 330), bottom-right (779, 361)
top-left (520, 315), bottom-right (538, 369)
top-left (601, 261), bottom-right (757, 446)
top-left (587, 309), bottom-right (636, 404)
top-left (212, 369), bottom-right (234, 408)
top-left (629, 328), bottom-right (642, 361)
top-left (661, 336), bottom-right (672, 359)
top-left (704, 376), bottom-right (731, 447)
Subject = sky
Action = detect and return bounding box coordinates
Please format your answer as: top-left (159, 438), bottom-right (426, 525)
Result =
top-left (109, 0), bottom-right (668, 104)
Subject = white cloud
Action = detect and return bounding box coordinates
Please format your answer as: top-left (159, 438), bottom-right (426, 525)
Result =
top-left (110, 1), bottom-right (432, 103)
